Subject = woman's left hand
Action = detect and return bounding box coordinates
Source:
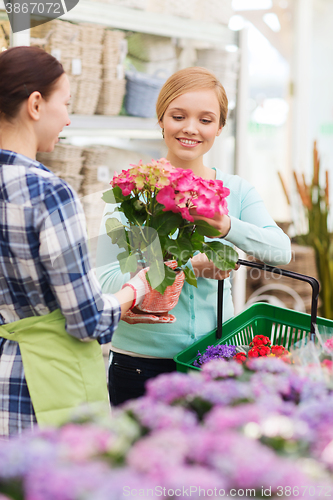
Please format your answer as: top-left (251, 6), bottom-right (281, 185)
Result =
top-left (190, 253), bottom-right (239, 280)
top-left (189, 208), bottom-right (231, 238)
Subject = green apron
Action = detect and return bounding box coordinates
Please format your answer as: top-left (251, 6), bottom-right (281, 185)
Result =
top-left (0, 309), bottom-right (109, 427)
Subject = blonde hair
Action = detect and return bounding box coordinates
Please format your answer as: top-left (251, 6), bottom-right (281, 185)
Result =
top-left (156, 67), bottom-right (228, 128)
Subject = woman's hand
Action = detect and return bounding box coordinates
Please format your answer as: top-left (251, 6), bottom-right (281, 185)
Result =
top-left (189, 208), bottom-right (231, 238)
top-left (190, 253), bottom-right (238, 280)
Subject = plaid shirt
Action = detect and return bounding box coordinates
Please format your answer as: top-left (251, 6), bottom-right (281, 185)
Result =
top-left (0, 150), bottom-right (121, 437)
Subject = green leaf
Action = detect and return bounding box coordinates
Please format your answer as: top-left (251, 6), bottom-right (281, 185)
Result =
top-left (118, 251), bottom-right (138, 274)
top-left (102, 186), bottom-right (129, 204)
top-left (194, 220), bottom-right (221, 237)
top-left (190, 230), bottom-right (205, 252)
top-left (203, 241), bottom-right (239, 270)
top-left (121, 198), bottom-right (147, 226)
top-left (147, 263), bottom-right (177, 294)
top-left (105, 218), bottom-right (128, 250)
top-left (149, 212), bottom-right (184, 236)
top-left (184, 266), bottom-right (197, 288)
top-left (101, 188), bottom-right (116, 204)
top-left (145, 260), bottom-right (166, 290)
top-left (164, 237), bottom-right (193, 265)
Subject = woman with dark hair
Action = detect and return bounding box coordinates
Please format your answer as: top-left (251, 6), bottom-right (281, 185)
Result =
top-left (0, 46), bottom-right (152, 437)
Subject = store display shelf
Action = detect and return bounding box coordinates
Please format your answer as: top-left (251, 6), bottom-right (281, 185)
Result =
top-left (62, 1), bottom-right (236, 45)
top-left (63, 115), bottom-right (162, 139)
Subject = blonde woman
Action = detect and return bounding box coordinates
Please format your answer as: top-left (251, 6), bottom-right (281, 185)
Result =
top-left (96, 67), bottom-right (291, 406)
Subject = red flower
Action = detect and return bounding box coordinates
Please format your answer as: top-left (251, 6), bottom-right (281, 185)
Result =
top-left (249, 335), bottom-right (271, 347)
top-left (233, 352), bottom-right (247, 364)
top-left (248, 345), bottom-right (271, 358)
top-left (271, 345), bottom-right (289, 357)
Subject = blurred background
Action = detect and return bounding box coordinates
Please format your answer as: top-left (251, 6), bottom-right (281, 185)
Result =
top-left (1, 0), bottom-right (332, 317)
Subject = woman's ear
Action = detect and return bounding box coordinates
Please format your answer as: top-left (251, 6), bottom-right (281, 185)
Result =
top-left (26, 91), bottom-right (43, 121)
top-left (216, 125), bottom-right (223, 137)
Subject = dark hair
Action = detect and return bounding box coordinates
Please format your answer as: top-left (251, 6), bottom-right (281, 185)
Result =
top-left (0, 46), bottom-right (64, 119)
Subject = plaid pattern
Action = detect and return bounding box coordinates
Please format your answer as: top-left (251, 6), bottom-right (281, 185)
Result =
top-left (0, 150), bottom-right (121, 437)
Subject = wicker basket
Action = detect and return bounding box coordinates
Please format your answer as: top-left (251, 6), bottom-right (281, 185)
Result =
top-left (31, 20), bottom-right (80, 44)
top-left (41, 158), bottom-right (84, 176)
top-left (72, 79), bottom-right (102, 115)
top-left (0, 21), bottom-right (10, 51)
top-left (125, 69), bottom-right (167, 118)
top-left (59, 174), bottom-right (84, 193)
top-left (79, 23), bottom-right (105, 45)
top-left (81, 63), bottom-right (103, 80)
top-left (127, 55), bottom-right (177, 77)
top-left (37, 144), bottom-right (83, 162)
top-left (81, 44), bottom-right (103, 65)
top-left (196, 48), bottom-right (240, 74)
top-left (96, 79), bottom-right (126, 115)
top-left (126, 33), bottom-right (176, 62)
top-left (102, 30), bottom-right (125, 67)
top-left (82, 146), bottom-right (110, 167)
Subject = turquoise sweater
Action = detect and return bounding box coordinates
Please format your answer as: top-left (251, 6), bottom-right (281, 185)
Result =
top-left (95, 169), bottom-right (291, 358)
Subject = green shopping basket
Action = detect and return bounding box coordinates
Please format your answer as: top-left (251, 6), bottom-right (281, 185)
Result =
top-left (174, 259), bottom-right (333, 372)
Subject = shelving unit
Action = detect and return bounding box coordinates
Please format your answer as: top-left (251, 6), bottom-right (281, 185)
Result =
top-left (66, 115), bottom-right (161, 139)
top-left (0, 1), bottom-right (239, 143)
top-left (64, 1), bottom-right (236, 45)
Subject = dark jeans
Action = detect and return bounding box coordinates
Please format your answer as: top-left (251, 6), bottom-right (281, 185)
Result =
top-left (108, 351), bottom-right (177, 407)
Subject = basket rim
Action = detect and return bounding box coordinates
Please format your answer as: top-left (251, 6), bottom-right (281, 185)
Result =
top-left (174, 302), bottom-right (333, 372)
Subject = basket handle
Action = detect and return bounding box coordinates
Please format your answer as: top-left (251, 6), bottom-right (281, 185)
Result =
top-left (216, 259), bottom-right (320, 342)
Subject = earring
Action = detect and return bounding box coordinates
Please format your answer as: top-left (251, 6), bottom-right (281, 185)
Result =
top-left (162, 129), bottom-right (164, 139)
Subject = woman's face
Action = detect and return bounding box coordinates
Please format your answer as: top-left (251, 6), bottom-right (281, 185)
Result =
top-left (160, 89), bottom-right (223, 165)
top-left (36, 73), bottom-right (71, 152)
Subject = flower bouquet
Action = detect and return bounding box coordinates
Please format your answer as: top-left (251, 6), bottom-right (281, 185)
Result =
top-left (102, 159), bottom-right (238, 294)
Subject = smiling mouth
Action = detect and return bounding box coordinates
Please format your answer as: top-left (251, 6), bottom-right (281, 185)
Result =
top-left (176, 138), bottom-right (202, 146)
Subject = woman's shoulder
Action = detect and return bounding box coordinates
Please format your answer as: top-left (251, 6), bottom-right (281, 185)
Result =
top-left (215, 169), bottom-right (253, 192)
top-left (3, 160), bottom-right (78, 209)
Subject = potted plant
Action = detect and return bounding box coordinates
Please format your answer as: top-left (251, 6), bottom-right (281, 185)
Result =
top-left (102, 158), bottom-right (238, 294)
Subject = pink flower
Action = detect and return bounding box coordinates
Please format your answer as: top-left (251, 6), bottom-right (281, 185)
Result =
top-left (156, 186), bottom-right (177, 211)
top-left (324, 338), bottom-right (333, 352)
top-left (194, 195), bottom-right (216, 218)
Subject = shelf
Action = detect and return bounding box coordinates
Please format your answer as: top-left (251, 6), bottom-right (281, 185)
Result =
top-left (61, 1), bottom-right (236, 46)
top-left (63, 115), bottom-right (162, 139)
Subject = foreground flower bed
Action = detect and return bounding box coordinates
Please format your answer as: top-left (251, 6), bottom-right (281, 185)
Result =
top-left (2, 357), bottom-right (333, 499)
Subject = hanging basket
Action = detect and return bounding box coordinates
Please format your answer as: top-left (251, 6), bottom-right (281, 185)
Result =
top-left (124, 69), bottom-right (167, 118)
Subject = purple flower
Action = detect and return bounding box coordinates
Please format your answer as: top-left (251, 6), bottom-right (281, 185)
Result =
top-left (246, 356), bottom-right (292, 374)
top-left (126, 429), bottom-right (190, 474)
top-left (201, 359), bottom-right (244, 380)
top-left (145, 373), bottom-right (203, 404)
top-left (194, 344), bottom-right (237, 367)
top-left (297, 396), bottom-right (333, 430)
top-left (156, 465), bottom-right (226, 498)
top-left (121, 396), bottom-right (198, 432)
top-left (204, 403), bottom-right (262, 431)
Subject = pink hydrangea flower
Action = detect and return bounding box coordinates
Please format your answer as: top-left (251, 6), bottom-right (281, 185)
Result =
top-left (112, 159), bottom-right (230, 222)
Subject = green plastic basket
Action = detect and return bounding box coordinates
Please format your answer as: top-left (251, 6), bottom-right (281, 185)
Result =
top-left (174, 302), bottom-right (333, 372)
top-left (174, 259), bottom-right (333, 373)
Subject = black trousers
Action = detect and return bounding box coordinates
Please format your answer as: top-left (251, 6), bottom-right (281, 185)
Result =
top-left (108, 351), bottom-right (177, 407)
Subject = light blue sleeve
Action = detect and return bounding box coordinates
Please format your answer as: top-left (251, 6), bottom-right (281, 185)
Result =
top-left (95, 203), bottom-right (130, 294)
top-left (223, 175), bottom-right (291, 265)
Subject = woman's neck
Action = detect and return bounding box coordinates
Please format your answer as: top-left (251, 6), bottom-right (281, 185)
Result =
top-left (166, 151), bottom-right (215, 180)
top-left (0, 120), bottom-right (37, 159)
